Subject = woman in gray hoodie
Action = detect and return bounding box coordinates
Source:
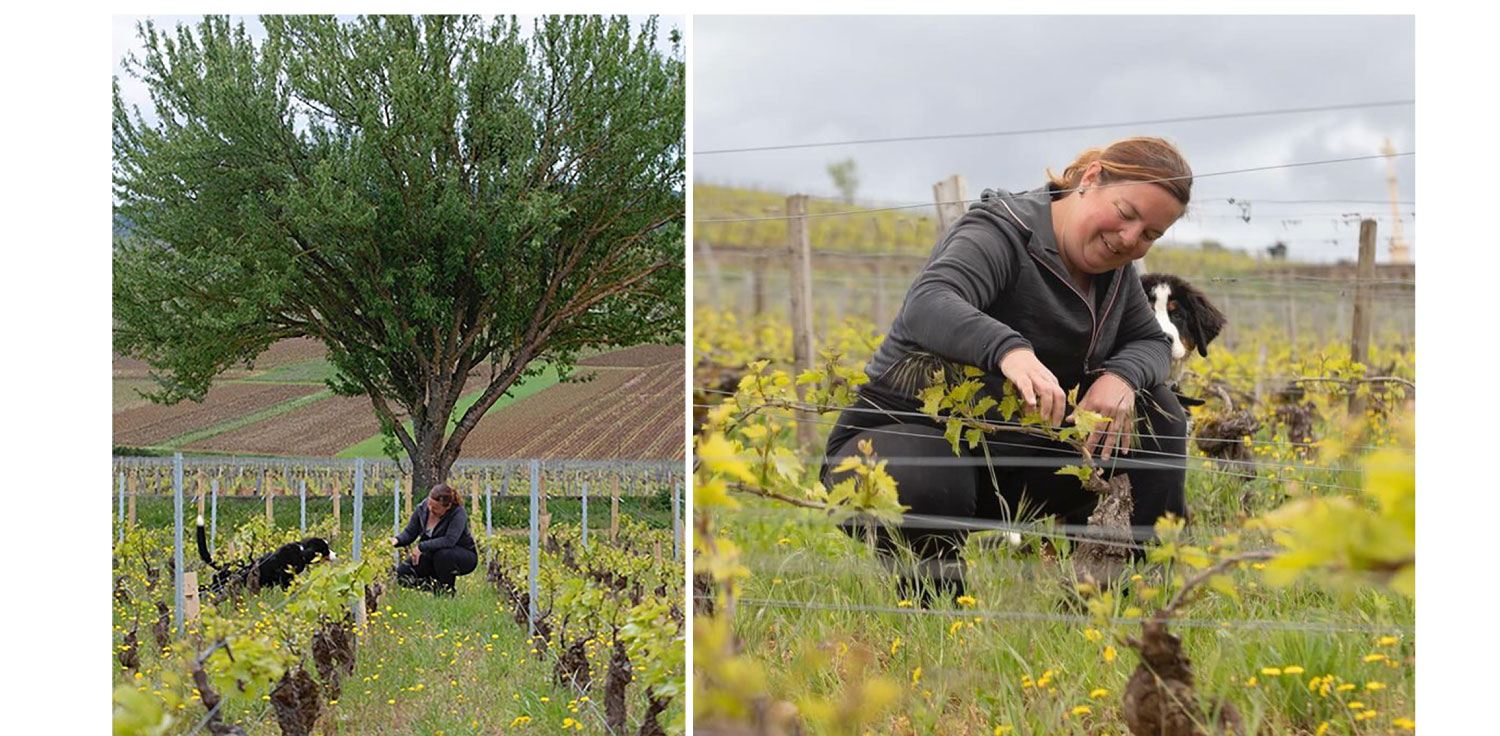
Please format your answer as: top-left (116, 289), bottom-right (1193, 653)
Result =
top-left (824, 137), bottom-right (1193, 601)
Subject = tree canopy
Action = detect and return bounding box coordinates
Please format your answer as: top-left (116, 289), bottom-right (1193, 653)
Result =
top-left (113, 15), bottom-right (685, 487)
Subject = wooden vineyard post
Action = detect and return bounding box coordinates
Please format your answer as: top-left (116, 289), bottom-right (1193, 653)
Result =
top-left (183, 572), bottom-right (200, 624)
top-left (404, 474), bottom-right (413, 518)
top-left (210, 476), bottom-right (219, 553)
top-left (127, 469), bottom-right (137, 527)
top-left (581, 475), bottom-right (589, 548)
top-left (299, 478), bottom-right (307, 534)
top-left (697, 239), bottom-right (725, 312)
top-left (610, 472), bottom-right (620, 541)
top-left (933, 174), bottom-right (969, 234)
top-left (786, 194), bottom-right (817, 450)
top-left (265, 474), bottom-right (275, 526)
top-left (331, 475), bottom-right (342, 538)
top-left (1350, 219), bottom-right (1377, 414)
top-left (538, 467), bottom-right (551, 544)
top-left (751, 251), bottom-right (767, 318)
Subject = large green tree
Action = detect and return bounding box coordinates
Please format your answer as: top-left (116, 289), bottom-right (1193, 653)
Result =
top-left (113, 15), bottom-right (684, 491)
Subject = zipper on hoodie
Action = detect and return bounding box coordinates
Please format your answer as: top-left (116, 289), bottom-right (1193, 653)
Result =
top-left (1028, 252), bottom-right (1125, 376)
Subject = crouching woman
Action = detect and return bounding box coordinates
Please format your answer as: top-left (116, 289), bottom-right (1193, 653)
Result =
top-left (392, 483), bottom-right (478, 595)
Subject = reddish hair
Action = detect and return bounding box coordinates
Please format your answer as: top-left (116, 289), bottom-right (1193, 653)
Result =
top-left (428, 483), bottom-right (461, 508)
top-left (1047, 137), bottom-right (1193, 206)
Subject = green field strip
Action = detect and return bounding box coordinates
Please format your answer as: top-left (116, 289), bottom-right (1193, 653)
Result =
top-left (336, 363), bottom-right (564, 459)
top-left (147, 388), bottom-right (336, 450)
top-left (238, 357), bottom-right (339, 384)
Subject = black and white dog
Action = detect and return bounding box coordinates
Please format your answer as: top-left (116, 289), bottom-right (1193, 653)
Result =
top-left (1139, 273), bottom-right (1227, 385)
top-left (196, 516), bottom-right (334, 596)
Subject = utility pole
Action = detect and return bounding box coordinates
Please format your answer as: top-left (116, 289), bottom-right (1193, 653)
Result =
top-left (1381, 138), bottom-right (1411, 264)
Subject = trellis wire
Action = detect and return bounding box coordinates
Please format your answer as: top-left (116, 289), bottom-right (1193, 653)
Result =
top-left (695, 99), bottom-right (1413, 155)
top-left (691, 384), bottom-right (1412, 450)
top-left (694, 153), bottom-right (1413, 224)
top-left (716, 595), bottom-right (1413, 635)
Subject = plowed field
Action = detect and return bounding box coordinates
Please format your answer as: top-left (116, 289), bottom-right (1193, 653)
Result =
top-left (186, 394), bottom-right (398, 457)
top-left (577, 344), bottom-right (683, 368)
top-left (113, 337), bottom-right (327, 379)
top-left (461, 363), bottom-right (684, 459)
top-left (113, 383), bottom-right (325, 447)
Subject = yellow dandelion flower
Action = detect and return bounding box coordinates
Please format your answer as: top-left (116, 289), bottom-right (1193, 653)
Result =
top-left (956, 595), bottom-right (977, 607)
top-left (1314, 722), bottom-right (1329, 736)
top-left (1071, 706), bottom-right (1092, 716)
top-left (1244, 676), bottom-right (1258, 687)
top-left (897, 600), bottom-right (914, 608)
top-left (948, 621), bottom-right (964, 636)
top-left (387, 699), bottom-right (396, 705)
top-left (1337, 683), bottom-right (1357, 692)
top-left (510, 715), bottom-right (532, 727)
top-left (1362, 653), bottom-right (1386, 663)
top-left (1355, 710), bottom-right (1378, 721)
top-left (1348, 701), bottom-right (1366, 710)
top-left (1090, 688), bottom-right (1109, 699)
top-left (890, 637), bottom-right (902, 656)
top-left (1378, 636), bottom-right (1398, 646)
top-left (1283, 665), bottom-right (1305, 675)
top-left (911, 667), bottom-right (922, 686)
top-left (1083, 628), bottom-right (1103, 643)
top-left (993, 727), bottom-right (1012, 736)
top-left (1260, 667), bottom-right (1282, 676)
top-left (1103, 646), bottom-right (1116, 662)
top-left (1392, 717), bottom-right (1416, 730)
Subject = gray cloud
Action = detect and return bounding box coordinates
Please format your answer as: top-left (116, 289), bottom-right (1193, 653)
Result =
top-left (694, 15), bottom-right (1415, 263)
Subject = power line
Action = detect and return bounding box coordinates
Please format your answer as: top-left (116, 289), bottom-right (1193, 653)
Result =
top-left (693, 153), bottom-right (1414, 224)
top-left (695, 99), bottom-right (1415, 155)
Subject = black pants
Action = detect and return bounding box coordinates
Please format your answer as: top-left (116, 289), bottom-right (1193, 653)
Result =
top-left (824, 382), bottom-right (1187, 599)
top-left (395, 546), bottom-right (478, 593)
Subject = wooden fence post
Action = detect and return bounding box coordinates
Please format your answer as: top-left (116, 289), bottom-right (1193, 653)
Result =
top-left (610, 472), bottom-right (620, 541)
top-left (265, 473), bottom-right (275, 526)
top-left (786, 194), bottom-right (817, 450)
top-left (933, 174), bottom-right (969, 234)
top-left (331, 475), bottom-right (342, 537)
top-left (127, 469), bottom-right (137, 527)
top-left (1350, 219), bottom-right (1377, 414)
top-left (697, 240), bottom-right (724, 312)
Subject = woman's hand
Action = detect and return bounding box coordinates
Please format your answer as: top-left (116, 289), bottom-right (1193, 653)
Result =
top-left (391, 536), bottom-right (400, 547)
top-left (1071, 373), bottom-right (1137, 461)
top-left (410, 546), bottom-right (422, 564)
top-left (999, 349), bottom-right (1066, 427)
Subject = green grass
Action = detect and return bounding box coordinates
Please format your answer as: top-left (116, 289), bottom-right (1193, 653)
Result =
top-left (147, 389), bottom-right (335, 450)
top-left (242, 358), bottom-right (340, 384)
top-left (336, 365), bottom-right (564, 459)
top-left (113, 502), bottom-right (682, 736)
top-left (113, 562), bottom-right (669, 735)
top-left (714, 471), bottom-right (1414, 736)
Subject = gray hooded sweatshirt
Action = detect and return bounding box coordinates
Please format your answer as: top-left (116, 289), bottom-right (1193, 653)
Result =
top-left (862, 184), bottom-right (1172, 412)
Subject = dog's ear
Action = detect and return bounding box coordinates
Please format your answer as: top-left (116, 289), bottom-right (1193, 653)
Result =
top-left (1183, 285), bottom-right (1227, 357)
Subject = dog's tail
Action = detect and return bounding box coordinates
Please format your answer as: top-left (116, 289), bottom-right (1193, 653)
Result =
top-left (196, 515), bottom-right (220, 569)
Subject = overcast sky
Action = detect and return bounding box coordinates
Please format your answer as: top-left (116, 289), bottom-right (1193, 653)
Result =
top-left (694, 15), bottom-right (1416, 263)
